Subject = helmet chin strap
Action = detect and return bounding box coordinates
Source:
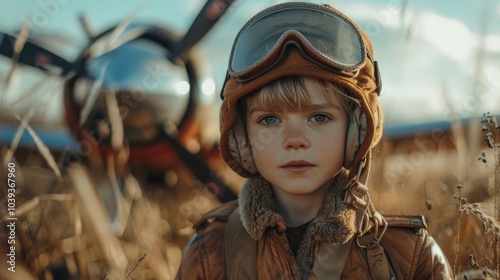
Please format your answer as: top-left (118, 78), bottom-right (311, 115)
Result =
top-left (344, 152), bottom-right (388, 238)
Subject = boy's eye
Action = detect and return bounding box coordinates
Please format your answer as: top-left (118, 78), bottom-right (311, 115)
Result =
top-left (259, 116), bottom-right (280, 124)
top-left (310, 114), bottom-right (331, 123)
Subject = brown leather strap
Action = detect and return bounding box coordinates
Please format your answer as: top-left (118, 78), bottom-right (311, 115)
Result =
top-left (366, 242), bottom-right (393, 279)
top-left (384, 214), bottom-right (427, 229)
top-left (224, 205), bottom-right (257, 280)
top-left (309, 239), bottom-right (353, 280)
top-left (357, 219), bottom-right (402, 280)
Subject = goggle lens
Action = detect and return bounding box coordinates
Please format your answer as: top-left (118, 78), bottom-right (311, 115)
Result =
top-left (229, 5), bottom-right (366, 81)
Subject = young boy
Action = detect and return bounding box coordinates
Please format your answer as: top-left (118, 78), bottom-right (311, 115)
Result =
top-left (176, 2), bottom-right (452, 279)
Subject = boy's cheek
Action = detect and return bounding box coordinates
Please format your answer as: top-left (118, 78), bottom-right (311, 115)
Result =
top-left (248, 128), bottom-right (280, 151)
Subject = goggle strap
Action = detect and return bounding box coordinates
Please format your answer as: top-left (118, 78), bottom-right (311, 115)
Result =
top-left (220, 71), bottom-right (231, 100)
top-left (366, 51), bottom-right (382, 96)
top-left (374, 60), bottom-right (382, 96)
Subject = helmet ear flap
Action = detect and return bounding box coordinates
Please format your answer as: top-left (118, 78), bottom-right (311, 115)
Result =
top-left (227, 115), bottom-right (258, 175)
top-left (344, 106), bottom-right (366, 169)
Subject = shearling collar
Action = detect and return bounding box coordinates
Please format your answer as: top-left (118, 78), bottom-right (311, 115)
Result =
top-left (238, 170), bottom-right (357, 245)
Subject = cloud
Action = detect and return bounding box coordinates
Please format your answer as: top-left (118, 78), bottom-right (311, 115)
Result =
top-left (338, 3), bottom-right (500, 126)
top-left (417, 12), bottom-right (475, 62)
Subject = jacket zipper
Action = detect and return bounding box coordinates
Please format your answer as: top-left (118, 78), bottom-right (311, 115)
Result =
top-left (304, 241), bottom-right (315, 278)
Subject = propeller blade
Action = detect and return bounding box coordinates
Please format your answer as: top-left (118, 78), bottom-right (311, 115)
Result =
top-left (169, 0), bottom-right (236, 62)
top-left (0, 32), bottom-right (74, 75)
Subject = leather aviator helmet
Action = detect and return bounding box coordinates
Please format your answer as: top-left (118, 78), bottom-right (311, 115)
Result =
top-left (219, 2), bottom-right (383, 182)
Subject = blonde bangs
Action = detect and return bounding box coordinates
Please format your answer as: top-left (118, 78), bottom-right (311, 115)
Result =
top-left (243, 77), bottom-right (354, 115)
top-left (243, 76), bottom-right (305, 112)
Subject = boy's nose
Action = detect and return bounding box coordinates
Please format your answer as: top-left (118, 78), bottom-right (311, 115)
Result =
top-left (283, 122), bottom-right (309, 150)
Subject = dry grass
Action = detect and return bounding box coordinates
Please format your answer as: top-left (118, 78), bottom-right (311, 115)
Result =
top-left (369, 113), bottom-right (500, 279)
top-left (0, 149), bottom-right (223, 279)
top-left (1, 111), bottom-right (498, 279)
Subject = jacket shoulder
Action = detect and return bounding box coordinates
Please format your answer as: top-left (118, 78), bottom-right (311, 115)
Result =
top-left (175, 201), bottom-right (238, 280)
top-left (379, 213), bottom-right (430, 262)
top-left (379, 213), bottom-right (453, 279)
top-left (192, 200), bottom-right (239, 230)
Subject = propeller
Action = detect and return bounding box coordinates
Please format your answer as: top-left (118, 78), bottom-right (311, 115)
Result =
top-left (0, 1), bottom-right (239, 203)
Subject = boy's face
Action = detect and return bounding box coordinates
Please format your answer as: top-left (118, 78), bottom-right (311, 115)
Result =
top-left (246, 79), bottom-right (348, 196)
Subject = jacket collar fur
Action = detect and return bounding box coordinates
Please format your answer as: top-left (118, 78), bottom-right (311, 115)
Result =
top-left (239, 170), bottom-right (357, 245)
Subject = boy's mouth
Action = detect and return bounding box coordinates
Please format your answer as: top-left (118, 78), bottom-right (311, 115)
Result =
top-left (281, 160), bottom-right (315, 172)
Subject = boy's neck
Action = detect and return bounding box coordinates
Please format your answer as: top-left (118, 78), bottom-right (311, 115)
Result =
top-left (272, 178), bottom-right (332, 227)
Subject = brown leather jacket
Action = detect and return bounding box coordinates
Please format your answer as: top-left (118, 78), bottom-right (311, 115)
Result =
top-left (175, 174), bottom-right (453, 279)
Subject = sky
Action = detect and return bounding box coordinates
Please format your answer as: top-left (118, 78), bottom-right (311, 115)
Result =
top-left (0, 0), bottom-right (499, 130)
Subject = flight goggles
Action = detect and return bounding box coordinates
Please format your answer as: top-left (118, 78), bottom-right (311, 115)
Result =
top-left (227, 2), bottom-right (371, 83)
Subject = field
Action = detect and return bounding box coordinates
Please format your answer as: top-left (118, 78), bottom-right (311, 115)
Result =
top-left (0, 113), bottom-right (498, 279)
